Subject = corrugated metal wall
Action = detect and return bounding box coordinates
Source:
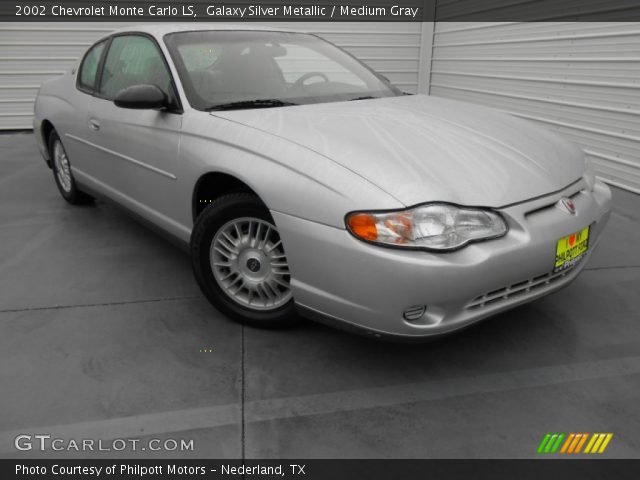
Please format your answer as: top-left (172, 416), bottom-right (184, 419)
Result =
top-left (3, 20), bottom-right (639, 193)
top-left (0, 21), bottom-right (423, 130)
top-left (430, 21), bottom-right (640, 193)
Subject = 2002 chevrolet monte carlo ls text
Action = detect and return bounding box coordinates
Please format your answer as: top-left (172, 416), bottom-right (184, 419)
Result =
top-left (33, 24), bottom-right (612, 340)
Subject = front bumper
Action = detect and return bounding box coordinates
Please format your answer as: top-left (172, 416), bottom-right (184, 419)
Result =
top-left (272, 179), bottom-right (612, 340)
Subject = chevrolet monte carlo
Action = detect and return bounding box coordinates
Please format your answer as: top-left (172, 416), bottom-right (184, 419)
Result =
top-left (33, 25), bottom-right (612, 340)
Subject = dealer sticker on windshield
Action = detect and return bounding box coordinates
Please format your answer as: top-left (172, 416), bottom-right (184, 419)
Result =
top-left (554, 226), bottom-right (590, 272)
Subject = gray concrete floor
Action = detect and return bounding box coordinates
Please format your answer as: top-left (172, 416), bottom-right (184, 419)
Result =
top-left (1, 131), bottom-right (639, 459)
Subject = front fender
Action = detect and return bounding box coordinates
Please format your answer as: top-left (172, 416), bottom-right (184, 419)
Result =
top-left (178, 111), bottom-right (404, 230)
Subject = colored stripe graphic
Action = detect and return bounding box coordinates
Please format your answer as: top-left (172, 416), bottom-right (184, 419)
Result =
top-left (598, 434), bottom-right (613, 453)
top-left (537, 434), bottom-right (552, 453)
top-left (541, 433), bottom-right (614, 454)
top-left (537, 433), bottom-right (565, 453)
top-left (560, 433), bottom-right (575, 453)
top-left (550, 433), bottom-right (565, 453)
top-left (585, 433), bottom-right (614, 454)
top-left (567, 433), bottom-right (583, 453)
top-left (592, 433), bottom-right (606, 453)
top-left (584, 433), bottom-right (599, 453)
top-left (574, 433), bottom-right (589, 453)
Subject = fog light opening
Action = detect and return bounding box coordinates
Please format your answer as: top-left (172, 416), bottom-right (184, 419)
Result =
top-left (403, 305), bottom-right (427, 322)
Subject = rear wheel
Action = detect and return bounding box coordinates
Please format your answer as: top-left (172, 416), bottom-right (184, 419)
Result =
top-left (191, 193), bottom-right (298, 328)
top-left (48, 130), bottom-right (92, 204)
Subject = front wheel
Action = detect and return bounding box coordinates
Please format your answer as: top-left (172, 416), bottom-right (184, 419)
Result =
top-left (48, 130), bottom-right (93, 204)
top-left (191, 193), bottom-right (298, 328)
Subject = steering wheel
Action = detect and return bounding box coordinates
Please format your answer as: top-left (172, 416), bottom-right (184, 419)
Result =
top-left (292, 72), bottom-right (329, 90)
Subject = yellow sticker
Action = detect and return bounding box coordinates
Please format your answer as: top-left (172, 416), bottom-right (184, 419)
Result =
top-left (554, 226), bottom-right (590, 271)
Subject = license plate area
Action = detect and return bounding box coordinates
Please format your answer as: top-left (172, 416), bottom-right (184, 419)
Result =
top-left (554, 226), bottom-right (590, 273)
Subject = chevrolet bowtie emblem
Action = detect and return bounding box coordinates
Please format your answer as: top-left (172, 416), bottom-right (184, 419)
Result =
top-left (558, 197), bottom-right (576, 215)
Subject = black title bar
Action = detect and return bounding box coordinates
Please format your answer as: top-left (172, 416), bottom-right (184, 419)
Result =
top-left (4, 459), bottom-right (640, 480)
top-left (4, 0), bottom-right (640, 22)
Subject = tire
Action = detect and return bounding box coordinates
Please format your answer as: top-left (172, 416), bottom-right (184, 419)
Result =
top-left (48, 130), bottom-right (93, 204)
top-left (191, 193), bottom-right (298, 328)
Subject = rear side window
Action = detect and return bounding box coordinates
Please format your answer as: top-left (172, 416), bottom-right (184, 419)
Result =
top-left (78, 40), bottom-right (106, 91)
top-left (98, 35), bottom-right (171, 100)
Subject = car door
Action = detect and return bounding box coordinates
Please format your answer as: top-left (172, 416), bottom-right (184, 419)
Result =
top-left (85, 33), bottom-right (184, 236)
top-left (58, 39), bottom-right (107, 175)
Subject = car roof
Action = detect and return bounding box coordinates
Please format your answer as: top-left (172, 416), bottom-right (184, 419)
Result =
top-left (108, 23), bottom-right (307, 38)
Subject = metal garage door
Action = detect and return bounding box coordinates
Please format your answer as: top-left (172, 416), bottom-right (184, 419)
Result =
top-left (0, 22), bottom-right (423, 130)
top-left (430, 22), bottom-right (640, 194)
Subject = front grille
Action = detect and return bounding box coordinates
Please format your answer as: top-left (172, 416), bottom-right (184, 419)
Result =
top-left (465, 268), bottom-right (575, 310)
top-left (525, 188), bottom-right (582, 218)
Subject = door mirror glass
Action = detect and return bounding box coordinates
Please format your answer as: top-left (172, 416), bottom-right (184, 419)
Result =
top-left (113, 84), bottom-right (167, 109)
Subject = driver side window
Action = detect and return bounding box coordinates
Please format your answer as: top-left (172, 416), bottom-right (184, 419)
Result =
top-left (99, 35), bottom-right (172, 100)
top-left (274, 43), bottom-right (367, 88)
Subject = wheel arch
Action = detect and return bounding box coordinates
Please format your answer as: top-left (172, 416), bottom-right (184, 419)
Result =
top-left (40, 119), bottom-right (56, 167)
top-left (192, 171), bottom-right (266, 222)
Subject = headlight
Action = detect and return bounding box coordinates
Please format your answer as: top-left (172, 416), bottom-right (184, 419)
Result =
top-left (346, 203), bottom-right (507, 251)
top-left (583, 157), bottom-right (596, 191)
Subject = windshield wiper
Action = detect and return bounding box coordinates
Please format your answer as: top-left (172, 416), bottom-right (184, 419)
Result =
top-left (349, 95), bottom-right (380, 101)
top-left (205, 99), bottom-right (298, 111)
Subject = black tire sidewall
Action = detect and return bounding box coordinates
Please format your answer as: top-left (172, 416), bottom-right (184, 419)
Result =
top-left (191, 193), bottom-right (297, 328)
top-left (48, 130), bottom-right (91, 204)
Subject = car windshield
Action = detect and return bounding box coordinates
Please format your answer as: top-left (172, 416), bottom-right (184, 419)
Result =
top-left (164, 30), bottom-right (402, 111)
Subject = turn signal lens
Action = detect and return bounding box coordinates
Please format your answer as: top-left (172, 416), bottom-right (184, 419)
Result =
top-left (346, 203), bottom-right (507, 251)
top-left (347, 213), bottom-right (378, 241)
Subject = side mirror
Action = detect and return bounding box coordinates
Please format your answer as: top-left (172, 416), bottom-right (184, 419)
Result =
top-left (114, 84), bottom-right (167, 110)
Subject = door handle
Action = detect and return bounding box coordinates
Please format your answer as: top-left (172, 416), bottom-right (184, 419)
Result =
top-left (88, 119), bottom-right (101, 131)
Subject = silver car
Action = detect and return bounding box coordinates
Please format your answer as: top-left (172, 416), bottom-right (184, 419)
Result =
top-left (33, 24), bottom-right (612, 340)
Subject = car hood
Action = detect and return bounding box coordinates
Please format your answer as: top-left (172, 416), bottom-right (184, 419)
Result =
top-left (210, 94), bottom-right (585, 207)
